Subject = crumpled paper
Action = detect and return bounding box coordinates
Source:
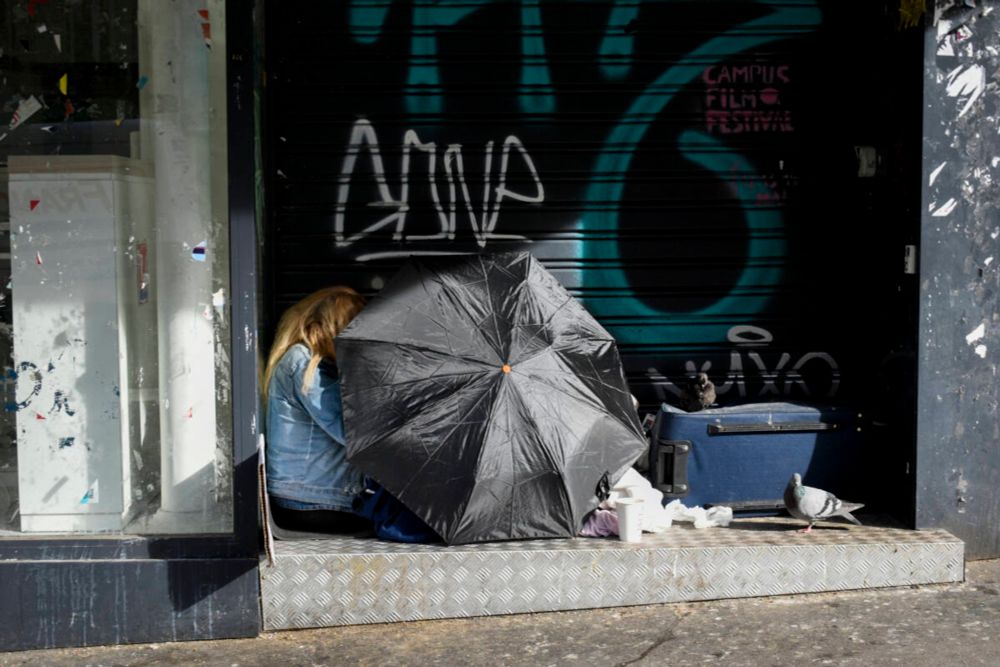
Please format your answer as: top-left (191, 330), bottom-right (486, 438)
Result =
top-left (663, 500), bottom-right (733, 529)
top-left (600, 468), bottom-right (733, 532)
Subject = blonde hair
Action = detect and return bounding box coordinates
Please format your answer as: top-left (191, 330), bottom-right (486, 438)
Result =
top-left (263, 286), bottom-right (366, 396)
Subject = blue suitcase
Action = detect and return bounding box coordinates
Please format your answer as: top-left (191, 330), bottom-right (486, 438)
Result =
top-left (648, 402), bottom-right (865, 511)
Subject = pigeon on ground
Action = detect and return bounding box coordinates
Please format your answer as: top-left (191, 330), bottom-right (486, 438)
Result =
top-left (680, 372), bottom-right (716, 412)
top-left (783, 473), bottom-right (863, 533)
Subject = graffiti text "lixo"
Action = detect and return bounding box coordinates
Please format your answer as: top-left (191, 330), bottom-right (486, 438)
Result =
top-left (646, 326), bottom-right (840, 401)
top-left (335, 119), bottom-right (545, 262)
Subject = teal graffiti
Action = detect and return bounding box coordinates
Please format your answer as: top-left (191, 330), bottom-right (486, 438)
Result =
top-left (408, 3), bottom-right (481, 114)
top-left (350, 0), bottom-right (555, 115)
top-left (599, 1), bottom-right (640, 80)
top-left (349, 3), bottom-right (391, 44)
top-left (347, 1), bottom-right (821, 345)
top-left (580, 0), bottom-right (822, 345)
top-left (519, 0), bottom-right (556, 114)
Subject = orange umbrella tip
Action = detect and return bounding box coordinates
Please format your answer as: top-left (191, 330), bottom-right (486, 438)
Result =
top-left (501, 364), bottom-right (512, 374)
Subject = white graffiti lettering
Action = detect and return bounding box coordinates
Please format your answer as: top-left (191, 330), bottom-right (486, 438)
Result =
top-left (646, 326), bottom-right (840, 401)
top-left (335, 119), bottom-right (544, 261)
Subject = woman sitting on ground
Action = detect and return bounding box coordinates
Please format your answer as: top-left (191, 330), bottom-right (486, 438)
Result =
top-left (262, 286), bottom-right (371, 533)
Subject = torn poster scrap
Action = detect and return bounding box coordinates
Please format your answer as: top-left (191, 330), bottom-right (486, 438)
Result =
top-left (199, 9), bottom-right (212, 48)
top-left (8, 95), bottom-right (42, 132)
top-left (966, 323), bottom-right (986, 345)
top-left (80, 479), bottom-right (99, 505)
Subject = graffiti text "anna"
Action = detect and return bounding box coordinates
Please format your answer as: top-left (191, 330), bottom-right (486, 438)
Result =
top-left (335, 119), bottom-right (544, 262)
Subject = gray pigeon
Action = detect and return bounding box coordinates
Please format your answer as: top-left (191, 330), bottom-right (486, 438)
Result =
top-left (783, 473), bottom-right (863, 533)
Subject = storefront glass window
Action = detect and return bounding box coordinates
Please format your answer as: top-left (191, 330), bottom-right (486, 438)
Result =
top-left (0, 0), bottom-right (232, 535)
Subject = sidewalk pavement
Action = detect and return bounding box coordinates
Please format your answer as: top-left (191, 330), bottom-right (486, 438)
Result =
top-left (2, 559), bottom-right (998, 667)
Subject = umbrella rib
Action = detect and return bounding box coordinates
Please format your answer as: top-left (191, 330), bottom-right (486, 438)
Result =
top-left (531, 283), bottom-right (573, 329)
top-left (511, 385), bottom-right (520, 537)
top-left (462, 375), bottom-right (513, 537)
top-left (403, 300), bottom-right (493, 361)
top-left (347, 368), bottom-right (491, 392)
top-left (554, 347), bottom-right (643, 436)
top-left (534, 293), bottom-right (610, 346)
top-left (504, 376), bottom-right (575, 534)
top-left (340, 337), bottom-right (498, 372)
top-left (521, 273), bottom-right (613, 343)
top-left (433, 265), bottom-right (504, 365)
top-left (344, 373), bottom-right (495, 460)
top-left (450, 373), bottom-right (512, 541)
top-left (508, 339), bottom-right (555, 369)
top-left (523, 343), bottom-right (643, 438)
top-left (504, 377), bottom-right (516, 538)
top-left (374, 344), bottom-right (403, 389)
top-left (582, 351), bottom-right (632, 397)
top-left (504, 376), bottom-right (566, 477)
top-left (478, 255), bottom-right (508, 362)
top-left (517, 348), bottom-right (641, 438)
top-left (516, 348), bottom-right (604, 409)
top-left (396, 375), bottom-right (502, 499)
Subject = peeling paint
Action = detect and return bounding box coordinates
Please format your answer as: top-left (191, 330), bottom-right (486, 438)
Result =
top-left (924, 0), bottom-right (1000, 553)
top-left (945, 64), bottom-right (986, 117)
top-left (955, 469), bottom-right (969, 514)
top-left (933, 198), bottom-right (959, 217)
top-left (930, 161), bottom-right (947, 185)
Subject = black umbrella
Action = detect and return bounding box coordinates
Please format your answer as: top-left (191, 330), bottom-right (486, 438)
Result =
top-left (337, 252), bottom-right (647, 544)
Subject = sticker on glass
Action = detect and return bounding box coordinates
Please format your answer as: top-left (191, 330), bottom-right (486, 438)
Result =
top-left (80, 479), bottom-right (99, 505)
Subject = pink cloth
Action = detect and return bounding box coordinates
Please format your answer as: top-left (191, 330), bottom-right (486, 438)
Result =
top-left (579, 509), bottom-right (619, 537)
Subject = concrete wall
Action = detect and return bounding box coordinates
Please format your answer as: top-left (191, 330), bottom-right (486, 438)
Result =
top-left (917, 0), bottom-right (1000, 558)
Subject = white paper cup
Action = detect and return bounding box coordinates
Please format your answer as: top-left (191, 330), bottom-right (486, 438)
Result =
top-left (617, 498), bottom-right (643, 543)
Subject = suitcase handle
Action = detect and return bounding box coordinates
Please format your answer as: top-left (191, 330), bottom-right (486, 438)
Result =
top-left (706, 422), bottom-right (839, 435)
top-left (706, 499), bottom-right (785, 512)
top-left (651, 439), bottom-right (690, 496)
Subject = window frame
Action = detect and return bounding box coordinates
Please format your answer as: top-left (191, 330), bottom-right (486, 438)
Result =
top-left (0, 0), bottom-right (262, 649)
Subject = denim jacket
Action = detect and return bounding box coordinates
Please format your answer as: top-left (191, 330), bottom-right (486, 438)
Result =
top-left (266, 343), bottom-right (365, 511)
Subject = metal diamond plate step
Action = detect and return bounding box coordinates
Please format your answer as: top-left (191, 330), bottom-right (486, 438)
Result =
top-left (260, 518), bottom-right (963, 631)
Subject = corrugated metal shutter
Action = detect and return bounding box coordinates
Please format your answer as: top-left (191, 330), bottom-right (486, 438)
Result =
top-left (266, 0), bottom-right (911, 411)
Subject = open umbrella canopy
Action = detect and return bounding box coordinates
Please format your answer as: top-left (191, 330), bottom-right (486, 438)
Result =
top-left (337, 252), bottom-right (647, 544)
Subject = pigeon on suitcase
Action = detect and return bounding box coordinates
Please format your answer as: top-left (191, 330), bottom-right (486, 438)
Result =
top-left (648, 402), bottom-right (865, 512)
